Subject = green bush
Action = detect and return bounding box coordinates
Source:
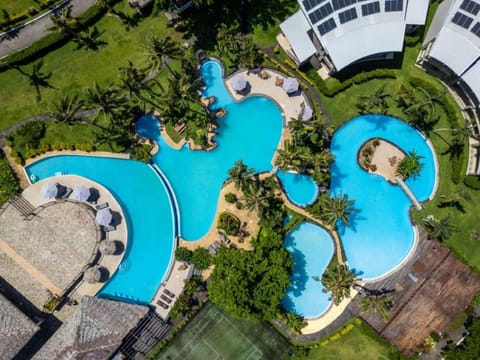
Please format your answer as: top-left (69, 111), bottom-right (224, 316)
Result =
top-left (217, 211), bottom-right (241, 235)
top-left (191, 247), bottom-right (213, 270)
top-left (175, 247), bottom-right (193, 262)
top-left (224, 192), bottom-right (237, 203)
top-left (130, 144), bottom-right (152, 163)
top-left (0, 150), bottom-right (21, 204)
top-left (13, 122), bottom-right (46, 148)
top-left (464, 175), bottom-right (480, 190)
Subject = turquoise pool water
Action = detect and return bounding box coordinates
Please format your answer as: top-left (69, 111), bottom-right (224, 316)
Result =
top-left (282, 222), bottom-right (334, 318)
top-left (330, 115), bottom-right (436, 280)
top-left (276, 170), bottom-right (318, 207)
top-left (26, 156), bottom-right (175, 304)
top-left (137, 59), bottom-right (284, 240)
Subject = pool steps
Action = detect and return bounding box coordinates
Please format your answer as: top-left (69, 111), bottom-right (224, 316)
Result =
top-left (395, 177), bottom-right (422, 210)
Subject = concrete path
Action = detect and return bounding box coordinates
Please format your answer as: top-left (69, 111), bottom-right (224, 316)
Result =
top-left (0, 237), bottom-right (62, 295)
top-left (0, 0), bottom-right (97, 59)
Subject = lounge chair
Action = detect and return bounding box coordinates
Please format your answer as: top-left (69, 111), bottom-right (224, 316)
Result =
top-left (96, 202), bottom-right (109, 210)
top-left (103, 225), bottom-right (116, 232)
top-left (213, 241), bottom-right (221, 249)
top-left (163, 289), bottom-right (175, 298)
top-left (156, 300), bottom-right (169, 309)
top-left (208, 245), bottom-right (217, 255)
top-left (160, 294), bottom-right (172, 304)
top-left (219, 233), bottom-right (230, 245)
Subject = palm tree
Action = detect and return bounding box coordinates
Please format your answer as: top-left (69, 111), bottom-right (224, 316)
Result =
top-left (73, 26), bottom-right (107, 51)
top-left (395, 150), bottom-right (424, 180)
top-left (16, 60), bottom-right (54, 101)
top-left (423, 214), bottom-right (454, 242)
top-left (144, 35), bottom-right (183, 74)
top-left (49, 95), bottom-right (84, 125)
top-left (118, 61), bottom-right (157, 106)
top-left (49, 5), bottom-right (75, 33)
top-left (359, 294), bottom-right (394, 322)
top-left (313, 264), bottom-right (358, 305)
top-left (439, 189), bottom-right (474, 206)
top-left (228, 160), bottom-right (255, 190)
top-left (356, 85), bottom-right (390, 114)
top-left (167, 72), bottom-right (201, 112)
top-left (319, 193), bottom-right (357, 227)
top-left (241, 180), bottom-right (270, 215)
top-left (86, 82), bottom-right (126, 125)
top-left (283, 311), bottom-right (307, 334)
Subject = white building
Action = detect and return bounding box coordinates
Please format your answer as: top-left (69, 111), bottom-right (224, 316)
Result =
top-left (418, 0), bottom-right (480, 121)
top-left (278, 0), bottom-right (429, 73)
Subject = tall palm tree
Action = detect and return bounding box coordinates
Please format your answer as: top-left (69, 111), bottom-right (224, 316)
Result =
top-left (319, 193), bottom-right (357, 227)
top-left (167, 72), bottom-right (201, 112)
top-left (356, 85), bottom-right (390, 114)
top-left (313, 264), bottom-right (358, 305)
top-left (16, 60), bottom-right (54, 101)
top-left (49, 94), bottom-right (84, 125)
top-left (423, 214), bottom-right (454, 242)
top-left (359, 294), bottom-right (394, 322)
top-left (144, 35), bottom-right (183, 74)
top-left (228, 160), bottom-right (255, 190)
top-left (241, 180), bottom-right (270, 215)
top-left (283, 311), bottom-right (307, 334)
top-left (86, 82), bottom-right (126, 125)
top-left (49, 5), bottom-right (75, 33)
top-left (118, 61), bottom-right (157, 106)
top-left (395, 150), bottom-right (424, 180)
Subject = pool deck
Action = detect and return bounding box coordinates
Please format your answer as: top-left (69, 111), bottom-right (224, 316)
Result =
top-left (18, 175), bottom-right (127, 307)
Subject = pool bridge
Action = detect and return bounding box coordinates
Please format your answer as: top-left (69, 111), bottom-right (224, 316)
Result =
top-left (395, 177), bottom-right (422, 210)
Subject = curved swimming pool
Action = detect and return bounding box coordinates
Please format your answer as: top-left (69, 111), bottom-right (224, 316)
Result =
top-left (26, 156), bottom-right (175, 303)
top-left (137, 59), bottom-right (284, 240)
top-left (282, 222), bottom-right (334, 318)
top-left (276, 170), bottom-right (318, 207)
top-left (330, 115), bottom-right (436, 280)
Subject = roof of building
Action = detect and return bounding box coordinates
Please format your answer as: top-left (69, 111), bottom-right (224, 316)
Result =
top-left (279, 10), bottom-right (317, 64)
top-left (0, 293), bottom-right (39, 360)
top-left (462, 60), bottom-right (480, 101)
top-left (405, 0), bottom-right (430, 25)
top-left (33, 296), bottom-right (149, 360)
top-left (290, 0), bottom-right (428, 71)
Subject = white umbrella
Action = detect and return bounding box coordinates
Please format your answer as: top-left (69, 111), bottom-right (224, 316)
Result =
top-left (282, 77), bottom-right (299, 94)
top-left (295, 104), bottom-right (313, 121)
top-left (231, 73), bottom-right (247, 92)
top-left (41, 183), bottom-right (58, 199)
top-left (72, 185), bottom-right (91, 202)
top-left (96, 208), bottom-right (112, 226)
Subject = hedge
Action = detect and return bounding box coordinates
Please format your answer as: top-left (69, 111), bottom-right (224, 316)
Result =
top-left (0, 149), bottom-right (21, 205)
top-left (464, 175), bottom-right (480, 190)
top-left (0, 0), bottom-right (120, 70)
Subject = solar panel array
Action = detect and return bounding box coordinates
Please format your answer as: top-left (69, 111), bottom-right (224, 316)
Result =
top-left (338, 7), bottom-right (358, 24)
top-left (318, 18), bottom-right (337, 35)
top-left (452, 11), bottom-right (474, 29)
top-left (332, 0), bottom-right (357, 11)
top-left (303, 0), bottom-right (328, 12)
top-left (471, 22), bottom-right (480, 37)
top-left (460, 0), bottom-right (480, 16)
top-left (385, 0), bottom-right (403, 12)
top-left (361, 1), bottom-right (380, 16)
top-left (309, 3), bottom-right (334, 24)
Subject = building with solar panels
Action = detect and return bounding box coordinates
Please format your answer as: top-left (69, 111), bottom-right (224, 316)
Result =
top-left (418, 0), bottom-right (480, 122)
top-left (278, 0), bottom-right (429, 74)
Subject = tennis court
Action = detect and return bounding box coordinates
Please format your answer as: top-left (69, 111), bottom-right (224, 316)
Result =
top-left (158, 302), bottom-right (291, 360)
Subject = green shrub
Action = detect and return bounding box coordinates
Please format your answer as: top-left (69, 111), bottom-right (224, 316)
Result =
top-left (13, 122), bottom-right (46, 149)
top-left (451, 156), bottom-right (464, 184)
top-left (464, 175), bottom-right (480, 190)
top-left (0, 150), bottom-right (21, 204)
top-left (217, 211), bottom-right (241, 235)
top-left (130, 144), bottom-right (152, 163)
top-left (224, 192), bottom-right (237, 203)
top-left (175, 247), bottom-right (193, 262)
top-left (191, 247), bottom-right (213, 270)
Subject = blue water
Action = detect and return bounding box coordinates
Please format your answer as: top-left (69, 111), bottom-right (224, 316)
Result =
top-left (330, 115), bottom-right (436, 280)
top-left (25, 156), bottom-right (174, 303)
top-left (137, 59), bottom-right (283, 240)
top-left (276, 170), bottom-right (318, 207)
top-left (282, 222), bottom-right (334, 318)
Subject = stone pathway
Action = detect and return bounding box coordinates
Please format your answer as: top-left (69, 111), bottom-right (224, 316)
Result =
top-left (0, 0), bottom-right (97, 59)
top-left (0, 237), bottom-right (62, 295)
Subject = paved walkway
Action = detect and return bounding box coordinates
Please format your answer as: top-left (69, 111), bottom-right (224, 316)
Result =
top-left (0, 0), bottom-right (97, 59)
top-left (0, 237), bottom-right (62, 295)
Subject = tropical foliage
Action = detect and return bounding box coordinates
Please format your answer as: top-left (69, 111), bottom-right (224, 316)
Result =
top-left (191, 247), bottom-right (214, 270)
top-left (129, 144), bottom-right (152, 163)
top-left (175, 247), bottom-right (193, 263)
top-left (308, 193), bottom-right (358, 228)
top-left (0, 150), bottom-right (20, 205)
top-left (228, 160), bottom-right (255, 190)
top-left (359, 294), bottom-right (394, 323)
top-left (356, 85), bottom-right (390, 114)
top-left (278, 310), bottom-right (308, 335)
top-left (395, 150), bottom-right (424, 180)
top-left (314, 263), bottom-right (357, 306)
top-left (208, 225), bottom-right (292, 320)
top-left (423, 214), bottom-right (454, 242)
top-left (217, 211), bottom-right (241, 236)
top-left (169, 276), bottom-right (206, 319)
top-left (442, 316), bottom-right (480, 359)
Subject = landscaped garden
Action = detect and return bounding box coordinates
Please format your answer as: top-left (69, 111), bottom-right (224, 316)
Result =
top-left (0, 0), bottom-right (63, 29)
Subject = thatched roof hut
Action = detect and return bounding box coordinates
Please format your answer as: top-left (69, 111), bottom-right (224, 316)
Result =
top-left (0, 294), bottom-right (40, 360)
top-left (33, 296), bottom-right (149, 360)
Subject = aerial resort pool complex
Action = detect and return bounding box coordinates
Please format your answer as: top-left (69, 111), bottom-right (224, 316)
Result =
top-left (25, 59), bottom-right (437, 319)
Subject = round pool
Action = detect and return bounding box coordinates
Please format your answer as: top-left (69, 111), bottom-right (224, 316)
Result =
top-left (276, 170), bottom-right (318, 207)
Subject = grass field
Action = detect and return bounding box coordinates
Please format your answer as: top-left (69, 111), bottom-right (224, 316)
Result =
top-left (157, 303), bottom-right (291, 360)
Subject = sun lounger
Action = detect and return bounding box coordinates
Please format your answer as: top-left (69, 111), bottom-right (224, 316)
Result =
top-left (213, 241), bottom-right (221, 249)
top-left (163, 289), bottom-right (175, 298)
top-left (103, 225), bottom-right (116, 232)
top-left (208, 245), bottom-right (217, 255)
top-left (156, 300), bottom-right (169, 309)
top-left (160, 294), bottom-right (172, 304)
top-left (408, 272), bottom-right (418, 283)
top-left (96, 202), bottom-right (109, 210)
top-left (219, 233), bottom-right (230, 245)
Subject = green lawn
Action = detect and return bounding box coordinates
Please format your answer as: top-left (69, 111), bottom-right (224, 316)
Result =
top-left (306, 319), bottom-right (407, 360)
top-left (0, 0), bottom-right (63, 26)
top-left (0, 1), bottom-right (183, 132)
top-left (156, 302), bottom-right (291, 359)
